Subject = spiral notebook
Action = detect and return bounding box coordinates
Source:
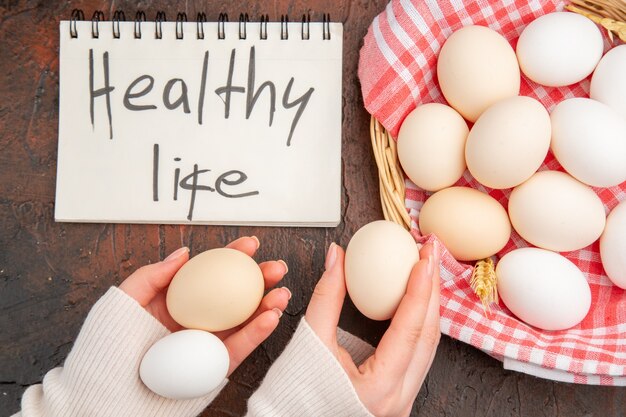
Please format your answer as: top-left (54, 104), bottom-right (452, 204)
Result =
top-left (55, 11), bottom-right (343, 227)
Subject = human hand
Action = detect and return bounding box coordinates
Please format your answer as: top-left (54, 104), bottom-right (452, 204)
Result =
top-left (119, 236), bottom-right (291, 375)
top-left (305, 241), bottom-right (440, 417)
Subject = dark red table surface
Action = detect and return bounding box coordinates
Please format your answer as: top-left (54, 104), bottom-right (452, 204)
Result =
top-left (1, 1), bottom-right (624, 416)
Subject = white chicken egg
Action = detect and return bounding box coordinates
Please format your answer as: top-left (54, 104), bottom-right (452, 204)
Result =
top-left (550, 98), bottom-right (626, 188)
top-left (508, 170), bottom-right (606, 252)
top-left (140, 330), bottom-right (229, 400)
top-left (345, 220), bottom-right (419, 321)
top-left (591, 45), bottom-right (626, 120)
top-left (496, 248), bottom-right (591, 331)
top-left (600, 200), bottom-right (626, 289)
top-left (516, 12), bottom-right (603, 87)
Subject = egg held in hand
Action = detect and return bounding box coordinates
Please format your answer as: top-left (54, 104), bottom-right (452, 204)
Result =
top-left (345, 220), bottom-right (419, 321)
top-left (166, 248), bottom-right (264, 332)
top-left (140, 330), bottom-right (229, 400)
top-left (496, 248), bottom-right (591, 331)
top-left (600, 200), bottom-right (626, 289)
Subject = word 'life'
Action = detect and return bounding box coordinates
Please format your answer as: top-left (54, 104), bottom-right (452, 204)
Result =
top-left (152, 144), bottom-right (259, 221)
top-left (89, 46), bottom-right (315, 146)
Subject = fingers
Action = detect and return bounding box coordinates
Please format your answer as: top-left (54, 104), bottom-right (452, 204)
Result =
top-left (218, 250), bottom-right (291, 375)
top-left (374, 243), bottom-right (435, 380)
top-left (119, 247), bottom-right (189, 306)
top-left (145, 291), bottom-right (185, 332)
top-left (120, 236), bottom-right (259, 307)
top-left (223, 309), bottom-right (282, 375)
top-left (403, 241), bottom-right (441, 398)
top-left (305, 243), bottom-right (347, 343)
top-left (259, 260), bottom-right (289, 289)
top-left (227, 237), bottom-right (288, 289)
top-left (214, 286), bottom-right (291, 340)
top-left (257, 287), bottom-right (291, 318)
top-left (226, 236), bottom-right (260, 257)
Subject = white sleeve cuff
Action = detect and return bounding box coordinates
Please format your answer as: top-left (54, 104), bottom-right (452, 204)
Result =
top-left (247, 317), bottom-right (373, 417)
top-left (19, 287), bottom-right (225, 417)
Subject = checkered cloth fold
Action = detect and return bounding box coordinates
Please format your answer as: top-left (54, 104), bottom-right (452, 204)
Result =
top-left (358, 0), bottom-right (626, 385)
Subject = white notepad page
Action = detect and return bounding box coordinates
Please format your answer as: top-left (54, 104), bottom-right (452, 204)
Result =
top-left (56, 20), bottom-right (342, 226)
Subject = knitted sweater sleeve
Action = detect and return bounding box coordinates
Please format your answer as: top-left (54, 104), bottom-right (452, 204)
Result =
top-left (12, 287), bottom-right (226, 417)
top-left (246, 317), bottom-right (375, 417)
top-left (13, 288), bottom-right (376, 417)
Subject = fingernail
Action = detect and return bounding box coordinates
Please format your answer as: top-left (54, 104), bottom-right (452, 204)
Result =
top-left (325, 243), bottom-right (337, 270)
top-left (282, 287), bottom-right (292, 300)
top-left (426, 255), bottom-right (434, 276)
top-left (251, 236), bottom-right (260, 249)
top-left (164, 247), bottom-right (189, 262)
top-left (278, 260), bottom-right (289, 275)
top-left (272, 308), bottom-right (283, 318)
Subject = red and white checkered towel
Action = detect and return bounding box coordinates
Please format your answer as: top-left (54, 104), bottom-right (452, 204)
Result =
top-left (358, 0), bottom-right (626, 385)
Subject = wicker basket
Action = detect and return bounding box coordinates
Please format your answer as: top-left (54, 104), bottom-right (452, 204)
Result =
top-left (370, 117), bottom-right (411, 230)
top-left (370, 0), bottom-right (625, 310)
top-left (371, 0), bottom-right (625, 228)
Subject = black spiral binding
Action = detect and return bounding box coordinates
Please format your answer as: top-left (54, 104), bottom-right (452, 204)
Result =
top-left (112, 10), bottom-right (125, 39)
top-left (69, 10), bottom-right (332, 41)
top-left (176, 12), bottom-right (187, 39)
top-left (302, 13), bottom-right (310, 40)
top-left (155, 11), bottom-right (166, 39)
top-left (91, 10), bottom-right (104, 38)
top-left (239, 13), bottom-right (249, 40)
top-left (197, 12), bottom-right (207, 39)
top-left (134, 11), bottom-right (146, 39)
top-left (280, 14), bottom-right (289, 40)
top-left (260, 14), bottom-right (269, 40)
top-left (70, 9), bottom-right (84, 38)
top-left (323, 13), bottom-right (331, 40)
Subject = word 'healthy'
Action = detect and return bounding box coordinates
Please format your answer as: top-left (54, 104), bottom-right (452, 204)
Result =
top-left (88, 45), bottom-right (315, 146)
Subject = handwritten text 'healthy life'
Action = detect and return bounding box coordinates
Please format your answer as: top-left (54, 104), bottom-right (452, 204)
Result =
top-left (87, 46), bottom-right (315, 220)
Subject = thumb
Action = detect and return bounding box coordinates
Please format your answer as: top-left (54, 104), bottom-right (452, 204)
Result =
top-left (305, 243), bottom-right (346, 343)
top-left (119, 247), bottom-right (189, 306)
